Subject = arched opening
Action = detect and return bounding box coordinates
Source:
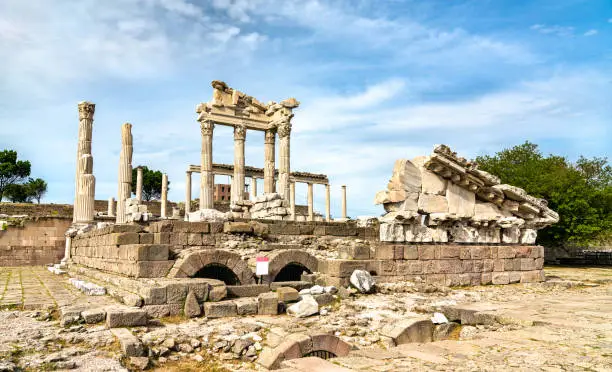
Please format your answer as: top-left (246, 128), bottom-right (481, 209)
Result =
top-left (273, 262), bottom-right (311, 282)
top-left (304, 350), bottom-right (337, 360)
top-left (194, 263), bottom-right (241, 285)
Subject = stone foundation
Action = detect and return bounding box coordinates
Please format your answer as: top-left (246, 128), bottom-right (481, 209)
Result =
top-left (0, 217), bottom-right (71, 266)
top-left (69, 219), bottom-right (544, 295)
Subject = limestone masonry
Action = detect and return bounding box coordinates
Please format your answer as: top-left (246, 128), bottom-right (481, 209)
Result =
top-left (54, 81), bottom-right (558, 320)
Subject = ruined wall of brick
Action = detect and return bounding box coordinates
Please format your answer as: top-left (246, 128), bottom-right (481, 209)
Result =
top-left (0, 217), bottom-right (72, 266)
top-left (70, 219), bottom-right (544, 287)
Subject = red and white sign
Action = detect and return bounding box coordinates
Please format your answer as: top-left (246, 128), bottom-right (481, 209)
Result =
top-left (256, 256), bottom-right (269, 276)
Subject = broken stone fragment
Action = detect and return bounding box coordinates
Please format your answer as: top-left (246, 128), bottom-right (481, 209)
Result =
top-left (286, 295), bottom-right (319, 318)
top-left (350, 270), bottom-right (375, 293)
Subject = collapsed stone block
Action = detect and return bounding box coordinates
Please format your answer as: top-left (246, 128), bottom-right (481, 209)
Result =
top-left (258, 292), bottom-right (279, 315)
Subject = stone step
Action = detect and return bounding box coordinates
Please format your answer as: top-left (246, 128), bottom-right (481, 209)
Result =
top-left (270, 281), bottom-right (312, 291)
top-left (227, 284), bottom-right (270, 298)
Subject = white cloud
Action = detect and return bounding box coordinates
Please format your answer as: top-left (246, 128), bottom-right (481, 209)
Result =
top-left (530, 24), bottom-right (574, 37)
top-left (0, 0), bottom-right (266, 100)
top-left (584, 29), bottom-right (598, 36)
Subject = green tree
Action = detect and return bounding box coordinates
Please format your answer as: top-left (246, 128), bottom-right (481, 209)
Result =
top-left (131, 166), bottom-right (169, 201)
top-left (0, 150), bottom-right (31, 202)
top-left (27, 178), bottom-right (48, 204)
top-left (476, 142), bottom-right (612, 247)
top-left (4, 183), bottom-right (32, 203)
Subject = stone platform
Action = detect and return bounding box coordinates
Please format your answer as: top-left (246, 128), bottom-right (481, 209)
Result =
top-left (66, 218), bottom-right (545, 316)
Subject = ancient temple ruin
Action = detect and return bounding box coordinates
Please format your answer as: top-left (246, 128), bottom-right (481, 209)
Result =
top-left (61, 81), bottom-right (558, 325)
top-left (375, 144), bottom-right (559, 245)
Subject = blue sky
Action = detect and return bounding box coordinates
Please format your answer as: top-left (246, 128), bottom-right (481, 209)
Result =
top-left (1, 0), bottom-right (610, 217)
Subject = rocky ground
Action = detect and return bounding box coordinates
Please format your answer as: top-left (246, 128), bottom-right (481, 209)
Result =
top-left (0, 266), bottom-right (611, 371)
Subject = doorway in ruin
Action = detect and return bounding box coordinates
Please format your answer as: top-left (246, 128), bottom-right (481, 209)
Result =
top-left (273, 262), bottom-right (312, 282)
top-left (194, 263), bottom-right (241, 285)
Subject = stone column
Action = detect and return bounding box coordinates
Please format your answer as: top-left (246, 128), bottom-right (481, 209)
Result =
top-left (108, 197), bottom-right (115, 217)
top-left (290, 182), bottom-right (296, 220)
top-left (232, 125), bottom-right (246, 204)
top-left (116, 123), bottom-right (133, 224)
top-left (73, 101), bottom-right (96, 223)
top-left (199, 119), bottom-right (214, 210)
top-left (264, 129), bottom-right (276, 194)
top-left (184, 171), bottom-right (192, 218)
top-left (135, 167), bottom-right (143, 202)
top-left (161, 173), bottom-right (168, 218)
top-left (341, 185), bottom-right (347, 219)
top-left (307, 182), bottom-right (314, 222)
top-left (62, 236), bottom-right (72, 263)
top-left (252, 178), bottom-right (257, 199)
top-left (277, 121), bottom-right (291, 200)
top-left (325, 184), bottom-right (331, 222)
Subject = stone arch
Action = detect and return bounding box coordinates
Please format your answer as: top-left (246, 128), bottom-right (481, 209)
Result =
top-left (167, 249), bottom-right (256, 285)
top-left (267, 250), bottom-right (319, 283)
top-left (257, 333), bottom-right (351, 370)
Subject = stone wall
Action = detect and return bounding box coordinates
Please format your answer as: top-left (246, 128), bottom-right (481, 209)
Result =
top-left (0, 203), bottom-right (73, 218)
top-left (70, 219), bottom-right (544, 287)
top-left (0, 217), bottom-right (71, 266)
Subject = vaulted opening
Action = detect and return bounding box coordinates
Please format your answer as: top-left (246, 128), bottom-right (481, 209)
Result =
top-left (194, 263), bottom-right (241, 285)
top-left (273, 262), bottom-right (311, 282)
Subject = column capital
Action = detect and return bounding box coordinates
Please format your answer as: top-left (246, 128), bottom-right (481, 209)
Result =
top-left (277, 119), bottom-right (291, 138)
top-left (200, 120), bottom-right (214, 136)
top-left (264, 128), bottom-right (276, 143)
top-left (234, 124), bottom-right (246, 140)
top-left (78, 101), bottom-right (95, 120)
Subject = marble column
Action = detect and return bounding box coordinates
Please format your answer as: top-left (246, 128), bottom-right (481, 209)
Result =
top-left (108, 197), bottom-right (115, 217)
top-left (264, 129), bottom-right (276, 194)
top-left (135, 167), bottom-right (143, 202)
top-left (341, 185), bottom-right (347, 219)
top-left (199, 119), bottom-right (214, 210)
top-left (62, 236), bottom-right (72, 263)
top-left (252, 178), bottom-right (258, 199)
top-left (325, 184), bottom-right (331, 222)
top-left (184, 171), bottom-right (192, 218)
top-left (116, 123), bottom-right (133, 224)
top-left (290, 182), bottom-right (296, 220)
top-left (277, 121), bottom-right (291, 200)
top-left (161, 173), bottom-right (168, 218)
top-left (232, 125), bottom-right (246, 204)
top-left (307, 182), bottom-right (314, 222)
top-left (73, 101), bottom-right (96, 223)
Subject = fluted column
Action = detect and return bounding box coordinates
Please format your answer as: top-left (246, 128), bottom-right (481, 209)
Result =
top-left (290, 182), bottom-right (296, 220)
top-left (232, 125), bottom-right (246, 204)
top-left (108, 197), bottom-right (115, 217)
top-left (325, 184), bottom-right (331, 222)
top-left (135, 167), bottom-right (143, 202)
top-left (278, 121), bottom-right (291, 200)
top-left (161, 173), bottom-right (168, 218)
top-left (185, 171), bottom-right (192, 218)
top-left (307, 182), bottom-right (314, 222)
top-left (116, 123), bottom-right (133, 224)
top-left (199, 119), bottom-right (214, 210)
top-left (264, 129), bottom-right (276, 194)
top-left (73, 101), bottom-right (96, 223)
top-left (341, 185), bottom-right (347, 219)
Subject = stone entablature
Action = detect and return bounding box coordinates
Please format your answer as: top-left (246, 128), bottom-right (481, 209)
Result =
top-left (375, 145), bottom-right (559, 244)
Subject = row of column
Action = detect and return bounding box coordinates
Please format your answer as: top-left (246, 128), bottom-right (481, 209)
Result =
top-left (184, 173), bottom-right (347, 221)
top-left (197, 118), bottom-right (291, 209)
